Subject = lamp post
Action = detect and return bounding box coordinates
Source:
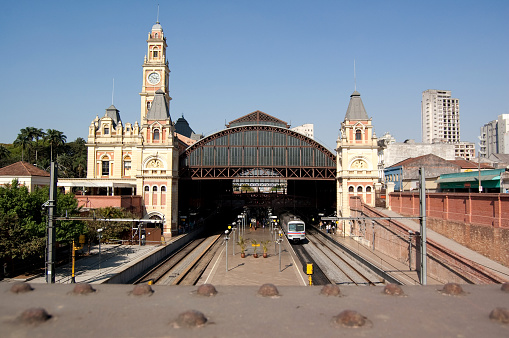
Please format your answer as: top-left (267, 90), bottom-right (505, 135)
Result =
top-left (224, 229), bottom-right (229, 272)
top-left (97, 228), bottom-right (103, 272)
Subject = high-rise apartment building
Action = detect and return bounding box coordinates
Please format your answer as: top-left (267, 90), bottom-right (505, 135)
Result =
top-left (479, 114), bottom-right (509, 157)
top-left (291, 123), bottom-right (314, 139)
top-left (421, 90), bottom-right (460, 144)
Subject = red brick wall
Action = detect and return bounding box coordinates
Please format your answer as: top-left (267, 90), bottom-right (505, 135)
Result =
top-left (76, 195), bottom-right (143, 216)
top-left (389, 192), bottom-right (509, 266)
top-left (351, 196), bottom-right (507, 283)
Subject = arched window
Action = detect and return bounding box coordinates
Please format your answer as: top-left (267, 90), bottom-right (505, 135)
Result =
top-left (144, 186), bottom-right (149, 192)
top-left (355, 129), bottom-right (362, 140)
top-left (349, 186), bottom-right (354, 193)
top-left (147, 101), bottom-right (151, 110)
top-left (161, 186), bottom-right (166, 192)
top-left (101, 160), bottom-right (109, 176)
top-left (153, 186), bottom-right (158, 192)
top-left (357, 186), bottom-right (363, 193)
top-left (155, 33), bottom-right (158, 38)
top-left (153, 129), bottom-right (160, 141)
top-left (366, 186), bottom-right (372, 192)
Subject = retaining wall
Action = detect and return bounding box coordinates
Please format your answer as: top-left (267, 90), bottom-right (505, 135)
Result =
top-left (389, 192), bottom-right (509, 266)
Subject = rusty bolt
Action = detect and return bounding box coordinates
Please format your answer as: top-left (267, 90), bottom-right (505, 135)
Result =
top-left (10, 282), bottom-right (33, 294)
top-left (489, 308), bottom-right (509, 324)
top-left (197, 284), bottom-right (217, 296)
top-left (131, 284), bottom-right (154, 296)
top-left (332, 310), bottom-right (369, 328)
top-left (383, 284), bottom-right (405, 296)
top-left (18, 308), bottom-right (51, 324)
top-left (174, 310), bottom-right (208, 328)
top-left (72, 283), bottom-right (96, 294)
top-left (501, 283), bottom-right (509, 293)
top-left (441, 283), bottom-right (464, 295)
top-left (320, 284), bottom-right (341, 297)
top-left (258, 283), bottom-right (279, 297)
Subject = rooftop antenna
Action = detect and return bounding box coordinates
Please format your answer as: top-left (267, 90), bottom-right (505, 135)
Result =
top-left (112, 78), bottom-right (115, 105)
top-left (156, 4), bottom-right (160, 23)
top-left (354, 59), bottom-right (356, 91)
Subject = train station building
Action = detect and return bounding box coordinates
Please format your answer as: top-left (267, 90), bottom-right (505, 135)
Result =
top-left (58, 21), bottom-right (380, 236)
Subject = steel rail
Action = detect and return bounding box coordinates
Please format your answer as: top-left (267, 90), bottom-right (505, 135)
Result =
top-left (308, 228), bottom-right (380, 286)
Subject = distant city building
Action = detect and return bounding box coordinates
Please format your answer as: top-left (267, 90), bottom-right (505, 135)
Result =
top-left (421, 89), bottom-right (460, 144)
top-left (385, 154), bottom-right (461, 192)
top-left (453, 141), bottom-right (475, 160)
top-left (479, 114), bottom-right (509, 158)
top-left (378, 138), bottom-right (456, 176)
top-left (291, 123), bottom-right (314, 139)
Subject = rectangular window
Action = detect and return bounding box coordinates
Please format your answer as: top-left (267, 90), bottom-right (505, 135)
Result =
top-left (104, 127), bottom-right (109, 135)
top-left (102, 161), bottom-right (110, 176)
top-left (153, 51), bottom-right (159, 58)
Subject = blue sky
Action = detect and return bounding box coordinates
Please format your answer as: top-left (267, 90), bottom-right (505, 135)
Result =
top-left (1, 0), bottom-right (507, 152)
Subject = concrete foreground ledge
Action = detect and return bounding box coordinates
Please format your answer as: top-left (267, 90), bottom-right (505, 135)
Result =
top-left (1, 283), bottom-right (508, 337)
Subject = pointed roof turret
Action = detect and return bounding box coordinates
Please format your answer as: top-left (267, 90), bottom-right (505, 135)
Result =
top-left (146, 89), bottom-right (170, 121)
top-left (104, 105), bottom-right (122, 127)
top-left (345, 91), bottom-right (369, 120)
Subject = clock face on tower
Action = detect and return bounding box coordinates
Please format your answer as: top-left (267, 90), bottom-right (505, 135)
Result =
top-left (147, 72), bottom-right (161, 85)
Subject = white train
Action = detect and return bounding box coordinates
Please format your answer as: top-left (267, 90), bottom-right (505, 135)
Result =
top-left (280, 213), bottom-right (306, 242)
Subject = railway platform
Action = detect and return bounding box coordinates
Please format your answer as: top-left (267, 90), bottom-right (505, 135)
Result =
top-left (14, 235), bottom-right (186, 285)
top-left (199, 226), bottom-right (308, 286)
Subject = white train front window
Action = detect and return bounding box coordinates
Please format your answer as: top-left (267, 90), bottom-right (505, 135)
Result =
top-left (289, 222), bottom-right (304, 231)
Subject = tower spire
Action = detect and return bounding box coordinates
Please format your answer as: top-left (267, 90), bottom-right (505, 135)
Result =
top-left (354, 59), bottom-right (356, 92)
top-left (156, 4), bottom-right (160, 24)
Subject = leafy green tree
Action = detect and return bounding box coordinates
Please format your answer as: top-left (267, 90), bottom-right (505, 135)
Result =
top-left (0, 180), bottom-right (85, 262)
top-left (0, 180), bottom-right (46, 260)
top-left (84, 207), bottom-right (135, 252)
top-left (56, 137), bottom-right (87, 178)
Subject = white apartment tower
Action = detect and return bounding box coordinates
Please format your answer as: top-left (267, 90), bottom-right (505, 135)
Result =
top-left (421, 90), bottom-right (460, 144)
top-left (480, 114), bottom-right (509, 157)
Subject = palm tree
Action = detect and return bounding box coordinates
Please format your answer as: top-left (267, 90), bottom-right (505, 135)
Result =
top-left (0, 144), bottom-right (9, 162)
top-left (13, 128), bottom-right (32, 162)
top-left (26, 127), bottom-right (45, 164)
top-left (45, 129), bottom-right (67, 161)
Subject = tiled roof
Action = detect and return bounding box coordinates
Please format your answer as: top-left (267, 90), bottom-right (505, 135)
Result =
top-left (0, 161), bottom-right (50, 177)
top-left (175, 133), bottom-right (196, 146)
top-left (449, 159), bottom-right (493, 169)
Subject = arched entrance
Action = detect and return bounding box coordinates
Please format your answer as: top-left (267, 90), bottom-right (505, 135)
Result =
top-left (178, 111), bottom-right (336, 218)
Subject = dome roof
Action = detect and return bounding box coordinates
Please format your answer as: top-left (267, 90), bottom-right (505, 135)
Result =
top-left (152, 22), bottom-right (163, 31)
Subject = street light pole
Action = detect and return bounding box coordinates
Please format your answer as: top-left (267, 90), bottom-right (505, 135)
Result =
top-left (224, 229), bottom-right (229, 272)
top-left (97, 228), bottom-right (103, 273)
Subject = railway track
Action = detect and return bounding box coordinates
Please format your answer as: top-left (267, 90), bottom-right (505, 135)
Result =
top-left (291, 242), bottom-right (332, 285)
top-left (306, 228), bottom-right (384, 285)
top-left (134, 234), bottom-right (221, 285)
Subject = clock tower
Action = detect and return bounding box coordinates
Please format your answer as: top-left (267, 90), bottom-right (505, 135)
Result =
top-left (140, 21), bottom-right (171, 123)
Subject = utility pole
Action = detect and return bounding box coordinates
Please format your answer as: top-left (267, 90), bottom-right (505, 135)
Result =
top-left (419, 167), bottom-right (427, 285)
top-left (46, 162), bottom-right (57, 283)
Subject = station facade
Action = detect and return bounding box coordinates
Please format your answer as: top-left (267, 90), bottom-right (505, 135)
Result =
top-left (59, 21), bottom-right (379, 236)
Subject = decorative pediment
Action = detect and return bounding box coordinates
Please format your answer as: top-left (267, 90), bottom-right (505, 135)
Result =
top-left (227, 110), bottom-right (289, 128)
top-left (348, 157), bottom-right (370, 170)
top-left (143, 156), bottom-right (165, 170)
